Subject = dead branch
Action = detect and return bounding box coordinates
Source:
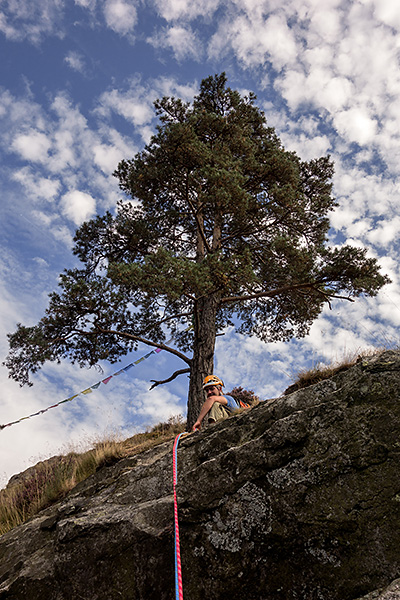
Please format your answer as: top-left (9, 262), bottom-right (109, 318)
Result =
top-left (149, 368), bottom-right (190, 390)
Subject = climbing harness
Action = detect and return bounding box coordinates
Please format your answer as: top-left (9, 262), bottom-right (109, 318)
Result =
top-left (173, 432), bottom-right (189, 600)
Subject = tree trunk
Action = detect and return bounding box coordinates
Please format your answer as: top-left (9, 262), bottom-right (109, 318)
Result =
top-left (186, 294), bottom-right (219, 430)
top-left (186, 197), bottom-right (222, 430)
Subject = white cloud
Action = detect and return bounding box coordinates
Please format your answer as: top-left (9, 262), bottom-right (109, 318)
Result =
top-left (306, 316), bottom-right (373, 363)
top-left (222, 0), bottom-right (400, 176)
top-left (64, 51), bottom-right (87, 74)
top-left (376, 256), bottom-right (398, 287)
top-left (95, 76), bottom-right (197, 143)
top-left (152, 0), bottom-right (219, 21)
top-left (12, 167), bottom-right (61, 202)
top-left (75, 0), bottom-right (97, 8)
top-left (262, 106), bottom-right (335, 162)
top-left (307, 6), bottom-right (342, 43)
top-left (103, 0), bottom-right (137, 36)
top-left (333, 107), bottom-right (378, 146)
top-left (370, 0), bottom-right (400, 30)
top-left (366, 217), bottom-right (400, 247)
top-left (344, 218), bottom-right (373, 241)
top-left (1, 87), bottom-right (136, 239)
top-left (0, 89), bottom-right (44, 131)
top-left (12, 130), bottom-right (52, 162)
top-left (32, 256), bottom-right (50, 268)
top-left (280, 131), bottom-right (331, 161)
top-left (93, 143), bottom-right (123, 173)
top-left (52, 129), bottom-right (77, 171)
top-left (274, 69), bottom-right (308, 112)
top-left (210, 12), bottom-right (298, 70)
top-left (329, 205), bottom-right (358, 233)
top-left (61, 190), bottom-right (97, 225)
top-left (214, 329), bottom-right (291, 399)
top-left (155, 77), bottom-right (198, 102)
top-left (97, 88), bottom-right (154, 126)
top-left (51, 224), bottom-right (75, 246)
top-left (0, 0), bottom-right (65, 43)
top-left (0, 356), bottom-right (135, 486)
top-left (334, 167), bottom-right (399, 219)
top-left (30, 209), bottom-right (55, 228)
top-left (377, 293), bottom-right (400, 327)
top-left (129, 380), bottom-right (183, 422)
top-left (328, 162), bottom-right (400, 255)
top-left (148, 25), bottom-right (201, 61)
top-left (320, 77), bottom-right (354, 112)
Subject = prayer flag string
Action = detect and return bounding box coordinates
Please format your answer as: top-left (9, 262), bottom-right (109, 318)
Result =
top-left (0, 338), bottom-right (175, 431)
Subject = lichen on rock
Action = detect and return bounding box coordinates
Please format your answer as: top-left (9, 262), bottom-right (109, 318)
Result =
top-left (1, 349), bottom-right (400, 599)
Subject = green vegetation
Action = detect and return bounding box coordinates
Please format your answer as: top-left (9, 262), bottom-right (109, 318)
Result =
top-left (4, 73), bottom-right (389, 430)
top-left (229, 386), bottom-right (260, 406)
top-left (284, 348), bottom-right (386, 395)
top-left (0, 416), bottom-right (185, 536)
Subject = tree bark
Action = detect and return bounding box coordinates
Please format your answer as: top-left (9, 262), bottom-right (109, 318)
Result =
top-left (186, 294), bottom-right (219, 430)
top-left (186, 196), bottom-right (223, 429)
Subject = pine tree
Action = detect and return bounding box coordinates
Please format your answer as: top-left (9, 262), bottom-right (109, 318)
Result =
top-left (4, 74), bottom-right (390, 428)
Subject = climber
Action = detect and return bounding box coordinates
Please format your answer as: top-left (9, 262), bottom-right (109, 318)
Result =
top-left (192, 375), bottom-right (244, 432)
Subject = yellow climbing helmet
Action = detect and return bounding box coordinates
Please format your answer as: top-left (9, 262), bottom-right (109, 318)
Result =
top-left (203, 375), bottom-right (224, 389)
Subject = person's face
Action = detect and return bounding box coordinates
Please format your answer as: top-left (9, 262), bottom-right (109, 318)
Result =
top-left (206, 385), bottom-right (219, 397)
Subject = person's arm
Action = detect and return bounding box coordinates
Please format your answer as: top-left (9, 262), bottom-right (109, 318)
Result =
top-left (192, 394), bottom-right (227, 431)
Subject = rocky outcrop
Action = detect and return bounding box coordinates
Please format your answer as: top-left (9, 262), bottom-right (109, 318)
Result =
top-left (1, 350), bottom-right (400, 599)
top-left (357, 578), bottom-right (400, 599)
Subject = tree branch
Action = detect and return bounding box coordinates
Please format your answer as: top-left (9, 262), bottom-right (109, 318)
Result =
top-left (149, 368), bottom-right (191, 390)
top-left (221, 282), bottom-right (355, 304)
top-left (142, 311), bottom-right (192, 334)
top-left (96, 327), bottom-right (192, 366)
top-left (185, 175), bottom-right (212, 254)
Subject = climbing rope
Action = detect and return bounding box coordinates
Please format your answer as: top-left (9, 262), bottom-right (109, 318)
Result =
top-left (173, 432), bottom-right (189, 600)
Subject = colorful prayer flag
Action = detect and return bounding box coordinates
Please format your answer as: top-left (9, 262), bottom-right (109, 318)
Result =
top-left (0, 327), bottom-right (192, 431)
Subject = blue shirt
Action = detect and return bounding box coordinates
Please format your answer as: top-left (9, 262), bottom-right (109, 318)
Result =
top-left (225, 394), bottom-right (240, 413)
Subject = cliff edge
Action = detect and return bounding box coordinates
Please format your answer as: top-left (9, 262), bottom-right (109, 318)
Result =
top-left (1, 350), bottom-right (400, 599)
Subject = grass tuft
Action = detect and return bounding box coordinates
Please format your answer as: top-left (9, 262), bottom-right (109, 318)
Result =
top-left (284, 347), bottom-right (386, 395)
top-left (0, 415), bottom-right (185, 536)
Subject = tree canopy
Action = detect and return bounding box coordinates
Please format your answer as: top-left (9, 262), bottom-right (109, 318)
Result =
top-left (4, 73), bottom-right (390, 428)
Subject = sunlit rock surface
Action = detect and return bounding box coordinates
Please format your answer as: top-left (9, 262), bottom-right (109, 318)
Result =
top-left (1, 350), bottom-right (400, 599)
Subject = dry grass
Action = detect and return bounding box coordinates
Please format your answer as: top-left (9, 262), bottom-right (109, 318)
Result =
top-left (284, 347), bottom-right (386, 395)
top-left (0, 415), bottom-right (185, 536)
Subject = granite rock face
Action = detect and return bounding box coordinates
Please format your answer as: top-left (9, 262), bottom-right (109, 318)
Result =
top-left (357, 578), bottom-right (400, 600)
top-left (1, 350), bottom-right (400, 599)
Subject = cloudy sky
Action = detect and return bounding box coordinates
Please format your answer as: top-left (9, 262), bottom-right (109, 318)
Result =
top-left (1, 0), bottom-right (399, 486)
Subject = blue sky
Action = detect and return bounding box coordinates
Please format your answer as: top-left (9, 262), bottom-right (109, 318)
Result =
top-left (1, 0), bottom-right (400, 486)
